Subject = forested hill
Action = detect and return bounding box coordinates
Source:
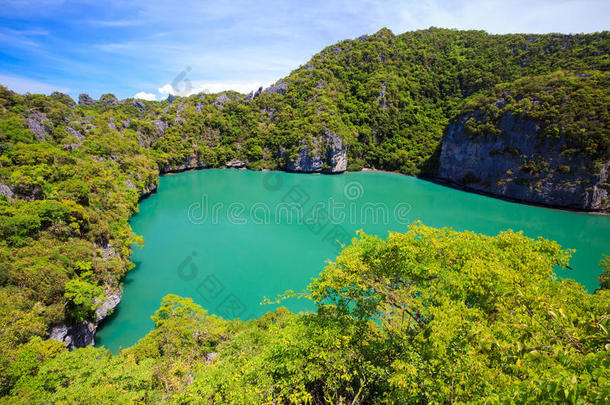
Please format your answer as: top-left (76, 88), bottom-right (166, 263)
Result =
top-left (0, 28), bottom-right (609, 403)
top-left (2, 28), bottom-right (609, 202)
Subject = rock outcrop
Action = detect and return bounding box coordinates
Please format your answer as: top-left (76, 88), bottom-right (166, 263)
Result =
top-left (160, 155), bottom-right (210, 173)
top-left (138, 181), bottom-right (158, 200)
top-left (213, 93), bottom-right (230, 107)
top-left (49, 291), bottom-right (120, 350)
top-left (438, 112), bottom-right (610, 210)
top-left (78, 94), bottom-right (97, 106)
top-left (49, 322), bottom-right (96, 350)
top-left (95, 289), bottom-right (121, 322)
top-left (131, 100), bottom-right (146, 110)
top-left (100, 93), bottom-right (119, 106)
top-left (26, 112), bottom-right (50, 141)
top-left (0, 183), bottom-right (14, 199)
top-left (226, 160), bottom-right (246, 169)
top-left (244, 87), bottom-right (263, 101)
top-left (286, 131), bottom-right (347, 173)
top-left (264, 80), bottom-right (288, 95)
top-left (49, 241), bottom-right (123, 350)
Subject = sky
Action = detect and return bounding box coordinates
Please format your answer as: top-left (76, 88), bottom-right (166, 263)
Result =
top-left (0, 0), bottom-right (608, 101)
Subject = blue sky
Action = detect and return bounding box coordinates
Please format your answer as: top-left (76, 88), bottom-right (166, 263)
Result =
top-left (1, 0), bottom-right (608, 100)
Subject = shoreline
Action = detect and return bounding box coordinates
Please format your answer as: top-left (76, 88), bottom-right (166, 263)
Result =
top-left (148, 164), bottom-right (610, 217)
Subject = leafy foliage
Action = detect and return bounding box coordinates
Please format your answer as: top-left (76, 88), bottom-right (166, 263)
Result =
top-left (2, 224), bottom-right (609, 403)
top-left (0, 27), bottom-right (609, 403)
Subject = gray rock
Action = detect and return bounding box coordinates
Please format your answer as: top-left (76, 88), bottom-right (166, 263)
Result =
top-left (139, 182), bottom-right (158, 199)
top-left (49, 321), bottom-right (96, 350)
top-left (0, 183), bottom-right (14, 199)
top-left (161, 155), bottom-right (209, 173)
top-left (95, 289), bottom-right (121, 322)
top-left (205, 352), bottom-right (218, 363)
top-left (95, 239), bottom-right (118, 260)
top-left (100, 93), bottom-right (118, 106)
top-left (79, 117), bottom-right (96, 131)
top-left (66, 126), bottom-right (84, 141)
top-left (213, 93), bottom-right (230, 107)
top-left (78, 94), bottom-right (97, 106)
top-left (264, 80), bottom-right (288, 95)
top-left (286, 131), bottom-right (347, 173)
top-left (132, 100), bottom-right (146, 110)
top-left (244, 87), bottom-right (263, 101)
top-left (226, 160), bottom-right (246, 169)
top-left (49, 323), bottom-right (68, 343)
top-left (153, 120), bottom-right (167, 135)
top-left (327, 132), bottom-right (348, 173)
top-left (124, 179), bottom-right (136, 190)
top-left (26, 112), bottom-right (50, 141)
top-left (438, 112), bottom-right (610, 210)
top-left (63, 127), bottom-right (84, 150)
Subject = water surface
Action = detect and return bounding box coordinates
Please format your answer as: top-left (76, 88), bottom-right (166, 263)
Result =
top-left (96, 169), bottom-right (610, 352)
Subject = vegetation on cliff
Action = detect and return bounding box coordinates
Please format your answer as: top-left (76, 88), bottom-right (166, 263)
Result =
top-left (0, 27), bottom-right (609, 402)
top-left (460, 70), bottom-right (610, 168)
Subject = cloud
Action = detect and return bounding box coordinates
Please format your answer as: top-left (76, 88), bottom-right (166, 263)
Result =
top-left (157, 84), bottom-right (175, 95)
top-left (134, 91), bottom-right (157, 100)
top-left (0, 72), bottom-right (70, 94)
top-left (88, 19), bottom-right (143, 27)
top-left (2, 0), bottom-right (610, 99)
top-left (192, 81), bottom-right (267, 94)
top-left (157, 81), bottom-right (267, 96)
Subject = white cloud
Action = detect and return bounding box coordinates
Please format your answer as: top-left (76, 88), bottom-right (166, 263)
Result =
top-left (5, 0), bottom-right (610, 99)
top-left (157, 84), bottom-right (175, 95)
top-left (158, 81), bottom-right (267, 96)
top-left (134, 91), bottom-right (157, 100)
top-left (191, 81), bottom-right (267, 95)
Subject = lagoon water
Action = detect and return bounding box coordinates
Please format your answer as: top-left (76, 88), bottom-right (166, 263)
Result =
top-left (95, 169), bottom-right (610, 352)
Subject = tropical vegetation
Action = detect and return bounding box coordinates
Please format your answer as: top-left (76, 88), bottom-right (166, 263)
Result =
top-left (0, 27), bottom-right (609, 403)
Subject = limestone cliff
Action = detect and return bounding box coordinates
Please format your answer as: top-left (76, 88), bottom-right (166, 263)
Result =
top-left (285, 131), bottom-right (347, 173)
top-left (438, 112), bottom-right (610, 211)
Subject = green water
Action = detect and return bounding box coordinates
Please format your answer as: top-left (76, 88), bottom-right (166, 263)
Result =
top-left (95, 169), bottom-right (610, 352)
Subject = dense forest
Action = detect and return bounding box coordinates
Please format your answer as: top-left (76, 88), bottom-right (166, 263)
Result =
top-left (0, 28), bottom-right (609, 403)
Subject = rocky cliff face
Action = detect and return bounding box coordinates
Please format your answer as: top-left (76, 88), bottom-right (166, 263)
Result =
top-left (438, 113), bottom-right (610, 210)
top-left (49, 322), bottom-right (96, 350)
top-left (285, 131), bottom-right (347, 173)
top-left (159, 155), bottom-right (210, 173)
top-left (49, 289), bottom-right (122, 350)
top-left (49, 242), bottom-right (123, 350)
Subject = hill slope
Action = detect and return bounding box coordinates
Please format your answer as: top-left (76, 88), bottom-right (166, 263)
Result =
top-left (0, 27), bottom-right (609, 402)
